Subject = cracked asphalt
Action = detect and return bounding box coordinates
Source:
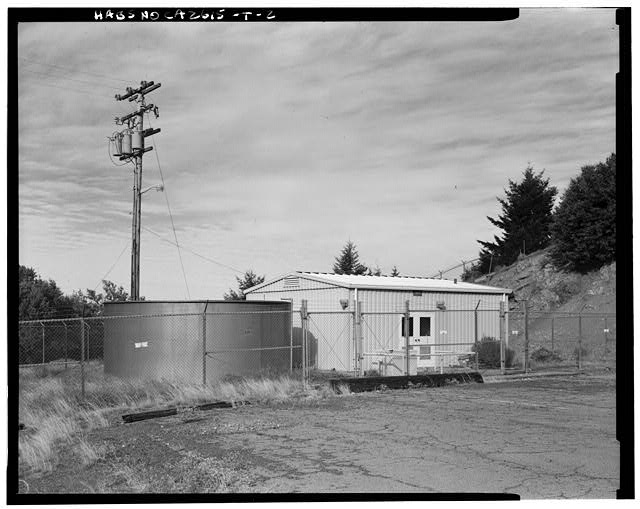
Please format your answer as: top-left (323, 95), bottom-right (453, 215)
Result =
top-left (23, 374), bottom-right (618, 498)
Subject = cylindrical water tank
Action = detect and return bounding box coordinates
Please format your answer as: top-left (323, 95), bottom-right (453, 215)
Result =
top-left (103, 300), bottom-right (292, 384)
top-left (132, 130), bottom-right (144, 151)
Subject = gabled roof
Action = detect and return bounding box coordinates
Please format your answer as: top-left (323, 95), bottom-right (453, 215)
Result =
top-left (245, 271), bottom-right (511, 295)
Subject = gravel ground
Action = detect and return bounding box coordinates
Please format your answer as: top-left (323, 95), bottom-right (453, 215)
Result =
top-left (18, 373), bottom-right (618, 498)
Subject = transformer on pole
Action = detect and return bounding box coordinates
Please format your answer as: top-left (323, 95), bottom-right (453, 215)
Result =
top-left (112, 81), bottom-right (162, 300)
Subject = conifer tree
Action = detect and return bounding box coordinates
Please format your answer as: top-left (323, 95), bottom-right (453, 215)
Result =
top-left (333, 241), bottom-right (368, 275)
top-left (550, 154), bottom-right (616, 272)
top-left (224, 270), bottom-right (265, 300)
top-left (474, 166), bottom-right (557, 273)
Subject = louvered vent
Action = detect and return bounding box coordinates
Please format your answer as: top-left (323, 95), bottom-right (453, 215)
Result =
top-left (283, 276), bottom-right (300, 289)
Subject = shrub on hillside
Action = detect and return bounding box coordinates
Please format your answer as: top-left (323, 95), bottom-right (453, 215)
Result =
top-left (472, 336), bottom-right (515, 368)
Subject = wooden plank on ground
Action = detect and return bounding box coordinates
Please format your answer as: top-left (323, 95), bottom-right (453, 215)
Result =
top-left (122, 407), bottom-right (177, 423)
top-left (195, 401), bottom-right (233, 411)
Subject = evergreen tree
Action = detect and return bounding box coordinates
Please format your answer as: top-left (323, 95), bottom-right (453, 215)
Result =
top-left (19, 265), bottom-right (65, 320)
top-left (390, 265), bottom-right (400, 277)
top-left (550, 154), bottom-right (616, 273)
top-left (366, 265), bottom-right (382, 276)
top-left (475, 166), bottom-right (557, 273)
top-left (332, 241), bottom-right (368, 275)
top-left (224, 270), bottom-right (265, 300)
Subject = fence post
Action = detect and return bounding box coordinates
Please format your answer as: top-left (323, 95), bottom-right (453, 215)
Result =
top-left (551, 316), bottom-right (555, 352)
top-left (404, 300), bottom-right (410, 376)
top-left (505, 301), bottom-right (510, 350)
top-left (499, 302), bottom-right (505, 374)
top-left (202, 302), bottom-right (209, 385)
top-left (523, 300), bottom-right (529, 373)
top-left (577, 313), bottom-right (583, 370)
top-left (301, 300), bottom-right (308, 384)
top-left (354, 300), bottom-right (362, 376)
top-left (41, 322), bottom-right (45, 365)
top-left (289, 301), bottom-right (294, 374)
top-left (63, 321), bottom-right (68, 369)
top-left (80, 315), bottom-right (86, 400)
top-left (474, 302), bottom-right (479, 371)
top-left (352, 299), bottom-right (357, 375)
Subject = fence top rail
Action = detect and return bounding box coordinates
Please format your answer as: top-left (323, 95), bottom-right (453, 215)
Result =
top-left (509, 311), bottom-right (616, 317)
top-left (306, 310), bottom-right (354, 315)
top-left (19, 309), bottom-right (295, 325)
top-left (19, 309), bottom-right (615, 325)
top-left (363, 309), bottom-right (502, 314)
top-left (363, 342), bottom-right (477, 352)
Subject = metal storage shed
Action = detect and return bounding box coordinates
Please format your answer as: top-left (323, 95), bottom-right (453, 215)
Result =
top-left (245, 272), bottom-right (511, 375)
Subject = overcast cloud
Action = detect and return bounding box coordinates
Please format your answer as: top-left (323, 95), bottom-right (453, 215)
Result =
top-left (18, 9), bottom-right (618, 299)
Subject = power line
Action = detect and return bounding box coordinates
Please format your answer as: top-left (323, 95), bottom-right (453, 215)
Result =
top-left (21, 67), bottom-right (120, 92)
top-left (141, 225), bottom-right (244, 274)
top-left (145, 113), bottom-right (191, 298)
top-left (92, 239), bottom-right (130, 292)
top-left (19, 56), bottom-right (132, 84)
top-left (23, 80), bottom-right (107, 98)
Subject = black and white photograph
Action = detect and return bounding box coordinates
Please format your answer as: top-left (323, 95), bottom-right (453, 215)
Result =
top-left (10, 4), bottom-right (631, 501)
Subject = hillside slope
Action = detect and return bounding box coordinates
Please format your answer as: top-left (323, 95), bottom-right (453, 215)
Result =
top-left (473, 249), bottom-right (616, 367)
top-left (475, 248), bottom-right (616, 314)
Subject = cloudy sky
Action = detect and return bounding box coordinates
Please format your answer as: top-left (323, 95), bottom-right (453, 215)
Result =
top-left (17, 8), bottom-right (618, 300)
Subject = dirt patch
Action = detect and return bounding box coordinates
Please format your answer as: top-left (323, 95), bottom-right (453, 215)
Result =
top-left (17, 375), bottom-right (618, 498)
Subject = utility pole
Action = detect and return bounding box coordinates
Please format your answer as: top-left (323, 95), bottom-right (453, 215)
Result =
top-left (112, 81), bottom-right (162, 300)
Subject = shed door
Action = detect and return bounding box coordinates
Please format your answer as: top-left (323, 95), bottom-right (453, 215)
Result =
top-left (401, 313), bottom-right (435, 368)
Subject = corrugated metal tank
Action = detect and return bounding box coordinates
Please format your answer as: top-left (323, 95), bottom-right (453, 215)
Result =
top-left (103, 300), bottom-right (291, 384)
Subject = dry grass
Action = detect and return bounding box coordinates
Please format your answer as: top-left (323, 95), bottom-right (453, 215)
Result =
top-left (19, 362), bottom-right (343, 474)
top-left (334, 383), bottom-right (353, 395)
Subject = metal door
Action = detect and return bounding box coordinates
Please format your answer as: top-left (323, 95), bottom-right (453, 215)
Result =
top-left (401, 313), bottom-right (435, 368)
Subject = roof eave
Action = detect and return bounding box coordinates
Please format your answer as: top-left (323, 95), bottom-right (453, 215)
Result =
top-left (244, 271), bottom-right (350, 294)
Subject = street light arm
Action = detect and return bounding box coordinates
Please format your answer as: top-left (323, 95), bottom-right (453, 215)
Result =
top-left (140, 184), bottom-right (164, 195)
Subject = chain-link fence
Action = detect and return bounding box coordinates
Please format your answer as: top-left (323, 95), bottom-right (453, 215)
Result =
top-left (358, 308), bottom-right (503, 375)
top-left (305, 311), bottom-right (354, 375)
top-left (296, 300), bottom-right (616, 380)
top-left (19, 309), bottom-right (301, 404)
top-left (507, 308), bottom-right (616, 372)
top-left (18, 303), bottom-right (617, 404)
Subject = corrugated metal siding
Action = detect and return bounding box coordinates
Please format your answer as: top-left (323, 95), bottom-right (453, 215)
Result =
top-left (247, 286), bottom-right (353, 371)
top-left (247, 287), bottom-right (504, 373)
top-left (358, 289), bottom-right (502, 312)
top-left (248, 275), bottom-right (340, 295)
top-left (358, 290), bottom-right (503, 371)
top-left (246, 286), bottom-right (351, 313)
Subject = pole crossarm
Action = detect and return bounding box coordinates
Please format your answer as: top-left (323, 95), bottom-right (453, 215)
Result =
top-left (112, 80), bottom-right (162, 300)
top-left (115, 81), bottom-right (161, 101)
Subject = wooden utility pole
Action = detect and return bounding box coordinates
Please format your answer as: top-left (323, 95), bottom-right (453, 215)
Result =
top-left (114, 81), bottom-right (161, 300)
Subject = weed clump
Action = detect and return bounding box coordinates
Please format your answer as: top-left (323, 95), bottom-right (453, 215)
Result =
top-left (472, 336), bottom-right (516, 368)
top-left (531, 347), bottom-right (563, 363)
